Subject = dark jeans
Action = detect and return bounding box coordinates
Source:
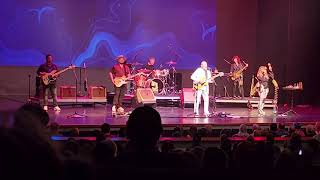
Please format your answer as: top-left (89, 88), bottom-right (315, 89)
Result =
top-left (113, 85), bottom-right (127, 107)
top-left (233, 81), bottom-right (244, 98)
top-left (43, 84), bottom-right (58, 106)
top-left (35, 77), bottom-right (41, 97)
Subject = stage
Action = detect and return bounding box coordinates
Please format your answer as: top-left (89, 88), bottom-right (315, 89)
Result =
top-left (48, 104), bottom-right (320, 129)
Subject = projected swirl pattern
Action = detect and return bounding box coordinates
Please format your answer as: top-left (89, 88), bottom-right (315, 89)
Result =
top-left (0, 0), bottom-right (216, 69)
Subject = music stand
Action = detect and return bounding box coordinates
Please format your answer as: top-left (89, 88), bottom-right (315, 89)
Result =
top-left (68, 67), bottom-right (87, 118)
top-left (279, 87), bottom-right (302, 116)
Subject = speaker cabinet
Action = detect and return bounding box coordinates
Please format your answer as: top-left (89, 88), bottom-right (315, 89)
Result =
top-left (89, 86), bottom-right (106, 99)
top-left (59, 86), bottom-right (76, 99)
top-left (181, 88), bottom-right (195, 107)
top-left (136, 88), bottom-right (156, 104)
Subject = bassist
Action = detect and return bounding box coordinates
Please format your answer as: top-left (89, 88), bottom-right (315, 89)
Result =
top-left (109, 55), bottom-right (131, 115)
top-left (37, 54), bottom-right (60, 111)
top-left (230, 56), bottom-right (248, 98)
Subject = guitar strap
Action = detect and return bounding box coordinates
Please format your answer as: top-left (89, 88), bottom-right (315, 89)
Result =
top-left (203, 68), bottom-right (208, 80)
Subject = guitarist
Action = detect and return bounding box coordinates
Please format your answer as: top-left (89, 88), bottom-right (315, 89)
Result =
top-left (191, 61), bottom-right (212, 116)
top-left (109, 55), bottom-right (131, 114)
top-left (37, 54), bottom-right (60, 111)
top-left (230, 56), bottom-right (247, 98)
top-left (256, 66), bottom-right (274, 115)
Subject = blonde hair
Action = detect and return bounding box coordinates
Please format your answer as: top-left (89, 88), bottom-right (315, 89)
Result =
top-left (257, 66), bottom-right (268, 79)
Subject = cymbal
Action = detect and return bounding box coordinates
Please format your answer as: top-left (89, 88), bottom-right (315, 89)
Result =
top-left (166, 60), bottom-right (177, 65)
top-left (128, 62), bottom-right (143, 66)
top-left (137, 68), bottom-right (152, 73)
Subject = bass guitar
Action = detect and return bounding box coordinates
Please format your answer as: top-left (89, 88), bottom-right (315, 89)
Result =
top-left (230, 62), bottom-right (248, 81)
top-left (41, 65), bottom-right (75, 85)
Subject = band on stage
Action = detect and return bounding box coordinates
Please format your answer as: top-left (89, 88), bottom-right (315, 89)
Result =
top-left (35, 54), bottom-right (278, 117)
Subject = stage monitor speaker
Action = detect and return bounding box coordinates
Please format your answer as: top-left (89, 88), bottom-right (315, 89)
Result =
top-left (89, 86), bottom-right (107, 99)
top-left (181, 88), bottom-right (195, 108)
top-left (59, 86), bottom-right (76, 99)
top-left (136, 88), bottom-right (156, 104)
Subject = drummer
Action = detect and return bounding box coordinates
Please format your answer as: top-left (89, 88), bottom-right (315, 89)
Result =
top-left (138, 57), bottom-right (156, 79)
top-left (142, 57), bottom-right (156, 71)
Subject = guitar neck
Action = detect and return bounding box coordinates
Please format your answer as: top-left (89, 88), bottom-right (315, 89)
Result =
top-left (53, 67), bottom-right (71, 76)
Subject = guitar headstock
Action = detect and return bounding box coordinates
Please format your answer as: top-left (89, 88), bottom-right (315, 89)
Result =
top-left (68, 65), bottom-right (76, 69)
top-left (218, 72), bottom-right (224, 77)
top-left (267, 63), bottom-right (272, 71)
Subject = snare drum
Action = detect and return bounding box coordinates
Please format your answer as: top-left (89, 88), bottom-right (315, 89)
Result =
top-left (145, 79), bottom-right (164, 94)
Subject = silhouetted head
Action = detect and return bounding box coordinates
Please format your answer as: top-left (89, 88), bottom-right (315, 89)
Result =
top-left (101, 123), bottom-right (111, 134)
top-left (126, 106), bottom-right (162, 148)
top-left (14, 103), bottom-right (49, 129)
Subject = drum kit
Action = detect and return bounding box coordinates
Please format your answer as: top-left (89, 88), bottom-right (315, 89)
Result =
top-left (127, 60), bottom-right (178, 95)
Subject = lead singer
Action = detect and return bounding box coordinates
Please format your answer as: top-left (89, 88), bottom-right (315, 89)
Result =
top-left (191, 61), bottom-right (212, 117)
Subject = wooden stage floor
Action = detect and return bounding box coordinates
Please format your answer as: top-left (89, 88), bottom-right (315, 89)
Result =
top-left (48, 105), bottom-right (320, 128)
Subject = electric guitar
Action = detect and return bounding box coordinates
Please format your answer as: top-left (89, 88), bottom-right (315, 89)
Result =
top-left (230, 62), bottom-right (249, 81)
top-left (193, 72), bottom-right (224, 90)
top-left (268, 63), bottom-right (279, 106)
top-left (113, 72), bottom-right (146, 87)
top-left (41, 65), bottom-right (75, 85)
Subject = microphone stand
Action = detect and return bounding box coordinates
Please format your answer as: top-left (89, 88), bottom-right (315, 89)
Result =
top-left (28, 74), bottom-right (31, 103)
top-left (68, 67), bottom-right (87, 118)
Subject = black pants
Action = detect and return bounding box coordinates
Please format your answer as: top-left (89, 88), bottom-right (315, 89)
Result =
top-left (233, 81), bottom-right (244, 98)
top-left (113, 85), bottom-right (127, 107)
top-left (213, 77), bottom-right (225, 97)
top-left (35, 77), bottom-right (41, 97)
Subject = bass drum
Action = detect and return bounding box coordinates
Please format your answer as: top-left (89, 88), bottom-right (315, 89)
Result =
top-left (133, 74), bottom-right (147, 88)
top-left (145, 79), bottom-right (164, 94)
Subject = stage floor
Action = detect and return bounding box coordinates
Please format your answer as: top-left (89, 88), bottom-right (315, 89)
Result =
top-left (48, 105), bottom-right (320, 128)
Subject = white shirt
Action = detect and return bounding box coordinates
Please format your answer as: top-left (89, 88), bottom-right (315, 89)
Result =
top-left (191, 67), bottom-right (212, 90)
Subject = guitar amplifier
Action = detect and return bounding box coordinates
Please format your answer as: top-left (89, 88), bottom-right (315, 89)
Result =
top-left (59, 86), bottom-right (76, 99)
top-left (136, 88), bottom-right (156, 104)
top-left (89, 86), bottom-right (107, 99)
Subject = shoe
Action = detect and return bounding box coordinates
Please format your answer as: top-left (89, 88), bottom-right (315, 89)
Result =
top-left (194, 112), bottom-right (199, 116)
top-left (204, 112), bottom-right (211, 117)
top-left (117, 107), bottom-right (124, 113)
top-left (43, 106), bottom-right (48, 111)
top-left (54, 106), bottom-right (61, 111)
top-left (258, 109), bottom-right (265, 116)
top-left (112, 105), bottom-right (117, 113)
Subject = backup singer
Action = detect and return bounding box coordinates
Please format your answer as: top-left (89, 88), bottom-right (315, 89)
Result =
top-left (191, 61), bottom-right (212, 116)
top-left (230, 56), bottom-right (247, 98)
top-left (109, 55), bottom-right (131, 115)
top-left (256, 65), bottom-right (274, 115)
top-left (37, 54), bottom-right (60, 111)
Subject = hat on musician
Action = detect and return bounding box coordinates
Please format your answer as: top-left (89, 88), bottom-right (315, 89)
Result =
top-left (116, 55), bottom-right (126, 64)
